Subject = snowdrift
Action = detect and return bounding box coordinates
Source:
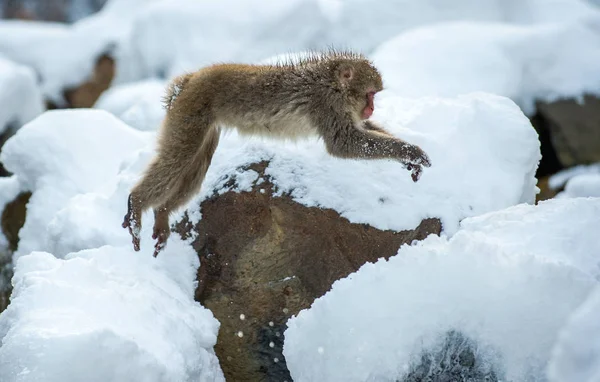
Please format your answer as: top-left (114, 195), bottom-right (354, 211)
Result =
top-left (0, 57), bottom-right (44, 134)
top-left (372, 15), bottom-right (600, 115)
top-left (284, 198), bottom-right (600, 382)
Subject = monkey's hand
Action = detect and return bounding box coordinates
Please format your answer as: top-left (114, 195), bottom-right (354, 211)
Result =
top-left (398, 143), bottom-right (431, 182)
top-left (122, 194), bottom-right (141, 251)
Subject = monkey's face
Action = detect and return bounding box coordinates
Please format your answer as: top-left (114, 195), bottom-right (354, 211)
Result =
top-left (338, 60), bottom-right (383, 121)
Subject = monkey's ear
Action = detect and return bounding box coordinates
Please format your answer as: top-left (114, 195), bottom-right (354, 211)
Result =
top-left (338, 64), bottom-right (354, 85)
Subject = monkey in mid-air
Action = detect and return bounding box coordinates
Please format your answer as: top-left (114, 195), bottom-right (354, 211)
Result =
top-left (123, 50), bottom-right (431, 256)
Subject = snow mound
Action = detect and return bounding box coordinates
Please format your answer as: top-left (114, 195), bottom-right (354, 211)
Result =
top-left (284, 198), bottom-right (600, 382)
top-left (549, 284), bottom-right (600, 382)
top-left (0, 242), bottom-right (223, 382)
top-left (559, 174), bottom-right (600, 198)
top-left (549, 163), bottom-right (600, 198)
top-left (0, 109), bottom-right (151, 260)
top-left (94, 78), bottom-right (167, 131)
top-left (372, 16), bottom-right (600, 114)
top-left (0, 0), bottom-right (162, 104)
top-left (194, 91), bottom-right (539, 235)
top-left (0, 57), bottom-right (44, 133)
top-left (549, 162), bottom-right (600, 190)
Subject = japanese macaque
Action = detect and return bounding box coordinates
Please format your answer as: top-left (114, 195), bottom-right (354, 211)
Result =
top-left (123, 50), bottom-right (431, 256)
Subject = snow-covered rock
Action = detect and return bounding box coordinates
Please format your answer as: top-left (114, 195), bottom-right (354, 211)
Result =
top-left (0, 0), bottom-right (162, 104)
top-left (548, 163), bottom-right (600, 198)
top-left (0, 57), bottom-right (44, 134)
top-left (313, 0), bottom-right (598, 53)
top-left (372, 15), bottom-right (600, 115)
top-left (284, 198), bottom-right (600, 382)
top-left (0, 242), bottom-right (223, 382)
top-left (0, 110), bottom-right (151, 260)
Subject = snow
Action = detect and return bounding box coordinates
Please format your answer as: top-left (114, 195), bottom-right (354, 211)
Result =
top-left (284, 198), bottom-right (600, 382)
top-left (0, 57), bottom-right (44, 134)
top-left (0, 110), bottom-right (151, 260)
top-left (549, 285), bottom-right (600, 382)
top-left (94, 78), bottom-right (167, 131)
top-left (558, 174), bottom-right (600, 198)
top-left (371, 15), bottom-right (600, 115)
top-left (548, 163), bottom-right (600, 198)
top-left (549, 162), bottom-right (600, 190)
top-left (0, 110), bottom-right (223, 381)
top-left (0, 0), bottom-right (162, 104)
top-left (0, 244), bottom-right (223, 382)
top-left (313, 0), bottom-right (598, 53)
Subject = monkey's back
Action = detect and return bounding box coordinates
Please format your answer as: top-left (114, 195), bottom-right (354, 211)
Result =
top-left (181, 63), bottom-right (323, 139)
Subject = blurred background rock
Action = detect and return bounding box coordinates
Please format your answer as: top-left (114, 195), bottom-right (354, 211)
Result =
top-left (1, 0), bottom-right (107, 23)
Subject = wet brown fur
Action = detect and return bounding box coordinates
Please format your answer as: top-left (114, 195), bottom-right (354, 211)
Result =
top-left (123, 50), bottom-right (431, 256)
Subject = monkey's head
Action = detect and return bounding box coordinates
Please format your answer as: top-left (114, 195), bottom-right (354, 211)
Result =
top-left (335, 58), bottom-right (383, 120)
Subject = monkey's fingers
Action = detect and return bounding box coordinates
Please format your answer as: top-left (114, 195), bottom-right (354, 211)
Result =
top-left (407, 164), bottom-right (423, 182)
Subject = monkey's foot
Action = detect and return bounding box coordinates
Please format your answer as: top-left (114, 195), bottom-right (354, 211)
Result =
top-left (152, 228), bottom-right (170, 257)
top-left (122, 194), bottom-right (142, 251)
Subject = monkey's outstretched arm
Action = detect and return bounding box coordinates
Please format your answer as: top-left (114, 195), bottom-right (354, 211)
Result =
top-left (322, 119), bottom-right (431, 181)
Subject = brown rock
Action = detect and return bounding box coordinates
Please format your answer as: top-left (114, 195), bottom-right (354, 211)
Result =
top-left (0, 191), bottom-right (30, 314)
top-left (536, 95), bottom-right (600, 168)
top-left (64, 53), bottom-right (115, 108)
top-left (176, 162), bottom-right (442, 381)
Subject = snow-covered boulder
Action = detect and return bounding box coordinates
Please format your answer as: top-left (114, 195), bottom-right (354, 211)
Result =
top-left (548, 163), bottom-right (600, 198)
top-left (0, 110), bottom-right (151, 260)
top-left (0, 58), bottom-right (44, 135)
top-left (284, 197), bottom-right (600, 382)
top-left (0, 243), bottom-right (223, 382)
top-left (313, 0), bottom-right (598, 53)
top-left (372, 15), bottom-right (600, 115)
top-left (0, 0), bottom-right (162, 104)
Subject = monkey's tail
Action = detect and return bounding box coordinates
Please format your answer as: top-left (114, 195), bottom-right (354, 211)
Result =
top-left (162, 73), bottom-right (192, 110)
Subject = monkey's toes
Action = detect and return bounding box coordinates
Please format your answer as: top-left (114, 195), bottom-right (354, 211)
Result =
top-left (153, 239), bottom-right (167, 257)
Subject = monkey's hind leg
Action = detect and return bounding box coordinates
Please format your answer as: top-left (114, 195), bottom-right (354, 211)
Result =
top-left (151, 125), bottom-right (221, 257)
top-left (123, 153), bottom-right (175, 252)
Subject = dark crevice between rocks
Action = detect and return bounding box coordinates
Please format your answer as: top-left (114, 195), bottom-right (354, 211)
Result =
top-left (530, 112), bottom-right (564, 179)
top-left (175, 160), bottom-right (442, 382)
top-left (401, 330), bottom-right (501, 382)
